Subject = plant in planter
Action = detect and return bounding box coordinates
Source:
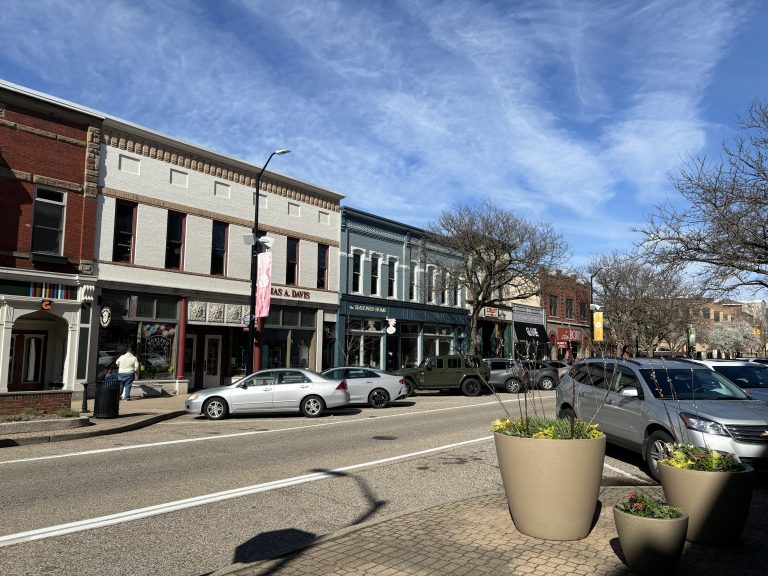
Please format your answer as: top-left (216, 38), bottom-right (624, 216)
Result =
top-left (490, 387), bottom-right (606, 540)
top-left (658, 443), bottom-right (754, 545)
top-left (613, 490), bottom-right (688, 576)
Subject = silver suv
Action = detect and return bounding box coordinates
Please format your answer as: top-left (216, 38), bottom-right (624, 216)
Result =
top-left (556, 357), bottom-right (768, 480)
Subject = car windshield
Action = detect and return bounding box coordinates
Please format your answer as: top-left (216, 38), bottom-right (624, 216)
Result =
top-left (713, 365), bottom-right (768, 389)
top-left (639, 368), bottom-right (749, 400)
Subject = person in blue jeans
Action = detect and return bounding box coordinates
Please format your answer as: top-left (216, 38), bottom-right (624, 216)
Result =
top-left (115, 346), bottom-right (140, 400)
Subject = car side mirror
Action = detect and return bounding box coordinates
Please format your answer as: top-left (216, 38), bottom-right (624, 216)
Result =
top-left (238, 382), bottom-right (248, 389)
top-left (620, 387), bottom-right (639, 397)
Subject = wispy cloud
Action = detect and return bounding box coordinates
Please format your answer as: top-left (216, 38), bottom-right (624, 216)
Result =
top-left (0, 0), bottom-right (758, 261)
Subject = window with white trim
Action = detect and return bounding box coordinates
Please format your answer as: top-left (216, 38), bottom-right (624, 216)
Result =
top-left (31, 188), bottom-right (66, 255)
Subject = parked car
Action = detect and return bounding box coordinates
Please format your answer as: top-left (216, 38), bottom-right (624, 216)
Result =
top-left (556, 357), bottom-right (768, 480)
top-left (322, 367), bottom-right (407, 408)
top-left (396, 355), bottom-right (489, 397)
top-left (683, 358), bottom-right (768, 403)
top-left (482, 358), bottom-right (558, 393)
top-left (544, 360), bottom-right (570, 379)
top-left (186, 368), bottom-right (350, 420)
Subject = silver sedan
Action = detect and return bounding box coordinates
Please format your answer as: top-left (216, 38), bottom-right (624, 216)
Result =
top-left (186, 368), bottom-right (350, 420)
top-left (322, 367), bottom-right (407, 408)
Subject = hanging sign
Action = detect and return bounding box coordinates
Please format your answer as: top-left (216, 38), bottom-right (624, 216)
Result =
top-left (255, 252), bottom-right (273, 317)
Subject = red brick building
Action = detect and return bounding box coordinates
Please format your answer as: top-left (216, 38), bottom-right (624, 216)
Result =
top-left (540, 271), bottom-right (592, 360)
top-left (0, 81), bottom-right (102, 392)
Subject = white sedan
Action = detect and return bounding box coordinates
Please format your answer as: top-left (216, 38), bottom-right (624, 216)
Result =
top-left (322, 367), bottom-right (407, 408)
top-left (186, 368), bottom-right (350, 420)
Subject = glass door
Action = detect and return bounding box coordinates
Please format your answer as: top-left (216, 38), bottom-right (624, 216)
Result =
top-left (203, 335), bottom-right (222, 388)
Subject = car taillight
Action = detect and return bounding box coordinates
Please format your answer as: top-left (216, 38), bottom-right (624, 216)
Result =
top-left (398, 378), bottom-right (404, 384)
top-left (336, 379), bottom-right (348, 391)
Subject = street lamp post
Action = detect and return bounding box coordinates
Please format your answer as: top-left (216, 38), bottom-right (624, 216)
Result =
top-left (246, 149), bottom-right (290, 375)
top-left (589, 270), bottom-right (602, 356)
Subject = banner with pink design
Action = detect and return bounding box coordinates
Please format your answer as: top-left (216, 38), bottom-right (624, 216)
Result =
top-left (255, 252), bottom-right (272, 317)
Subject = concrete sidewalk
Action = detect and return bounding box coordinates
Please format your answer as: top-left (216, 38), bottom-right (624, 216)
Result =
top-left (213, 485), bottom-right (768, 576)
top-left (0, 392), bottom-right (188, 447)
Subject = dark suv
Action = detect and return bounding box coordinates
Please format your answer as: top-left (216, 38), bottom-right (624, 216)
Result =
top-left (397, 355), bottom-right (489, 397)
top-left (556, 357), bottom-right (768, 480)
top-left (483, 358), bottom-right (558, 393)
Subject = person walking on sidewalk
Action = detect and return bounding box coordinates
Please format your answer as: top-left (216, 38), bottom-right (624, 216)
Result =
top-left (115, 347), bottom-right (140, 400)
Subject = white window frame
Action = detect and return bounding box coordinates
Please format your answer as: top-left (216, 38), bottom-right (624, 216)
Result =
top-left (31, 187), bottom-right (66, 255)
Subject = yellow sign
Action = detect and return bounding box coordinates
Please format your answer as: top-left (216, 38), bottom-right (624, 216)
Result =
top-left (593, 311), bottom-right (604, 342)
top-left (753, 328), bottom-right (761, 336)
top-left (41, 299), bottom-right (52, 311)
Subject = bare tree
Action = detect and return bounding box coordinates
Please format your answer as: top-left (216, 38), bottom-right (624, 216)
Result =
top-left (428, 197), bottom-right (568, 355)
top-left (639, 100), bottom-right (768, 294)
top-left (589, 252), bottom-right (706, 357)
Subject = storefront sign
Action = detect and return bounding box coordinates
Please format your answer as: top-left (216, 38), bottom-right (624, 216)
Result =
top-left (271, 287), bottom-right (311, 299)
top-left (41, 299), bottom-right (52, 311)
top-left (99, 306), bottom-right (112, 328)
top-left (484, 307), bottom-right (499, 318)
top-left (386, 318), bottom-right (397, 334)
top-left (557, 328), bottom-right (582, 341)
top-left (350, 304), bottom-right (387, 314)
top-left (556, 341), bottom-right (568, 349)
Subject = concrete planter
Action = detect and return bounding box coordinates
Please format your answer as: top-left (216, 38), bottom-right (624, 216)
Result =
top-left (659, 462), bottom-right (754, 545)
top-left (613, 506), bottom-right (688, 576)
top-left (493, 432), bottom-right (606, 540)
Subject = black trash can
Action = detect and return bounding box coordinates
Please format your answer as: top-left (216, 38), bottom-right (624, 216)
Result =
top-left (94, 374), bottom-right (120, 418)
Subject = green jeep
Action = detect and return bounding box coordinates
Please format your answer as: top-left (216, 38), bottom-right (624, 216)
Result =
top-left (397, 355), bottom-right (490, 397)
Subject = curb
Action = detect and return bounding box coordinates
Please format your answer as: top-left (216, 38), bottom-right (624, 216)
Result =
top-left (0, 410), bottom-right (187, 447)
top-left (0, 416), bottom-right (90, 434)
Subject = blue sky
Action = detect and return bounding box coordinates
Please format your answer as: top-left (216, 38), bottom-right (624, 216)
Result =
top-left (2, 0), bottom-right (766, 269)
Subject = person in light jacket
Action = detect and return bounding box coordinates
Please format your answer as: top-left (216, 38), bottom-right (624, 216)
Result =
top-left (115, 346), bottom-right (140, 400)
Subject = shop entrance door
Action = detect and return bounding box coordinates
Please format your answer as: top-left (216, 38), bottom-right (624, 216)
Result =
top-left (203, 335), bottom-right (222, 388)
top-left (9, 333), bottom-right (47, 391)
top-left (184, 334), bottom-right (198, 389)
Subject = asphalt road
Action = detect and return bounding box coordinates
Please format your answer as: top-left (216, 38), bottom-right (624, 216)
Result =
top-left (0, 391), bottom-right (654, 576)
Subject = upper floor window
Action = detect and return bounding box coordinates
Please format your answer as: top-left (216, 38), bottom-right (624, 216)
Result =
top-left (427, 267), bottom-right (435, 302)
top-left (113, 201), bottom-right (136, 263)
top-left (317, 244), bottom-right (329, 289)
top-left (702, 308), bottom-right (711, 319)
top-left (165, 212), bottom-right (185, 270)
top-left (714, 311), bottom-right (721, 321)
top-left (439, 271), bottom-right (447, 305)
top-left (352, 253), bottom-right (361, 293)
top-left (409, 261), bottom-right (417, 300)
top-left (549, 295), bottom-right (558, 317)
top-left (31, 188), bottom-right (65, 255)
top-left (211, 221), bottom-right (228, 276)
top-left (286, 237), bottom-right (299, 286)
top-left (387, 258), bottom-right (396, 297)
top-left (370, 255), bottom-right (379, 295)
top-left (565, 298), bottom-right (573, 319)
top-left (452, 279), bottom-right (460, 306)
top-left (579, 302), bottom-right (588, 322)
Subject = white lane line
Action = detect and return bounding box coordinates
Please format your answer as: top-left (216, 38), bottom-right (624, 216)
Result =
top-left (0, 398), bottom-right (529, 466)
top-left (603, 462), bottom-right (647, 483)
top-left (0, 436), bottom-right (492, 548)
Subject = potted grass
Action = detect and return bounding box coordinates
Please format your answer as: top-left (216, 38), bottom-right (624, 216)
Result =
top-left (492, 408), bottom-right (606, 540)
top-left (613, 489), bottom-right (688, 576)
top-left (658, 443), bottom-right (754, 545)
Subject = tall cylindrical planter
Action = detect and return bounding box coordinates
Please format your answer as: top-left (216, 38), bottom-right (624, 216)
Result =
top-left (494, 433), bottom-right (606, 540)
top-left (659, 463), bottom-right (754, 545)
top-left (613, 506), bottom-right (688, 576)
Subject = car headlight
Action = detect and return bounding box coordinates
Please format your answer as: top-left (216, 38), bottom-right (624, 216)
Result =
top-left (679, 412), bottom-right (729, 436)
top-left (188, 393), bottom-right (200, 401)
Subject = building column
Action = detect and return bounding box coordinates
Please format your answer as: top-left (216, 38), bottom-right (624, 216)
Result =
top-left (0, 304), bottom-right (15, 392)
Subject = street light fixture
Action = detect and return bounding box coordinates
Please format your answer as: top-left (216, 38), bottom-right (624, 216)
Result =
top-left (246, 148), bottom-right (290, 375)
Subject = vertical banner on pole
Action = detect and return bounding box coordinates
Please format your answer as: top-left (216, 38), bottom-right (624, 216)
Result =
top-left (255, 252), bottom-right (272, 317)
top-left (593, 311), bottom-right (604, 342)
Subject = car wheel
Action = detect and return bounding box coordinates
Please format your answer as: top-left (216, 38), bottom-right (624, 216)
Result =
top-left (504, 379), bottom-right (522, 393)
top-left (405, 379), bottom-right (416, 396)
top-left (645, 430), bottom-right (673, 481)
top-left (203, 398), bottom-right (228, 420)
top-left (538, 376), bottom-right (555, 390)
top-left (368, 388), bottom-right (390, 409)
top-left (558, 406), bottom-right (576, 420)
top-left (301, 395), bottom-right (326, 418)
top-left (461, 378), bottom-right (481, 397)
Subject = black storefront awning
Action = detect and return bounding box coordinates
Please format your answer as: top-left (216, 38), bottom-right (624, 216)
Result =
top-left (514, 322), bottom-right (549, 343)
